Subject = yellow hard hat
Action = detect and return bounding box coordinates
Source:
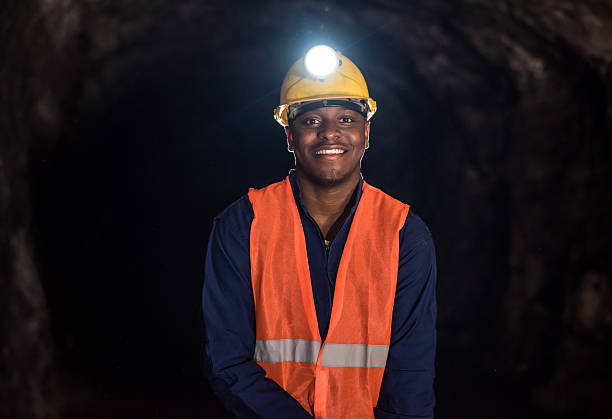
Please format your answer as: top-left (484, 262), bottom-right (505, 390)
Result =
top-left (274, 45), bottom-right (377, 127)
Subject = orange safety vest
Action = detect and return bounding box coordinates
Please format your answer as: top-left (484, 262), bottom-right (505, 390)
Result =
top-left (248, 177), bottom-right (409, 418)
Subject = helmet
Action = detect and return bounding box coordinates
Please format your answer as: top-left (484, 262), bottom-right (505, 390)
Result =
top-left (273, 45), bottom-right (377, 127)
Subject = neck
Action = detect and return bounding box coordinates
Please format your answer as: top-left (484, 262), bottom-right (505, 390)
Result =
top-left (296, 170), bottom-right (360, 239)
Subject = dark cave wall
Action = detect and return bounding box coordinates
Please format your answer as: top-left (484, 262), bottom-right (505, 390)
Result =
top-left (1, 1), bottom-right (611, 418)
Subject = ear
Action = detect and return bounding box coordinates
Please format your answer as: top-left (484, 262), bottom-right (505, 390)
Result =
top-left (364, 121), bottom-right (371, 150)
top-left (285, 126), bottom-right (294, 152)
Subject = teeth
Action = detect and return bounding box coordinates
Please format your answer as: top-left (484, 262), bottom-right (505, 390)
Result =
top-left (316, 149), bottom-right (345, 155)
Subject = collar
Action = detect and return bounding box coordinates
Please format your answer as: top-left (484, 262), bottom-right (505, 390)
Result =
top-left (287, 169), bottom-right (364, 219)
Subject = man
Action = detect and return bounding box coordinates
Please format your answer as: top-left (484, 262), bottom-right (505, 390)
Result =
top-left (202, 45), bottom-right (437, 418)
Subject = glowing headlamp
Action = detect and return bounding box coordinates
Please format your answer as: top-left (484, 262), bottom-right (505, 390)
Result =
top-left (304, 45), bottom-right (339, 79)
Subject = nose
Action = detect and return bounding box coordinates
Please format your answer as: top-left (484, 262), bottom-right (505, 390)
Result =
top-left (317, 120), bottom-right (340, 141)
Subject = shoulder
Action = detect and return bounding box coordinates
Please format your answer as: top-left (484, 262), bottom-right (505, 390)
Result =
top-left (399, 210), bottom-right (435, 257)
top-left (363, 181), bottom-right (433, 256)
top-left (212, 194), bottom-right (254, 236)
top-left (401, 210), bottom-right (433, 242)
top-left (364, 181), bottom-right (408, 209)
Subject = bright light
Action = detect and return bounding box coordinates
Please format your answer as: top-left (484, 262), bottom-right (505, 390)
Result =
top-left (304, 45), bottom-right (339, 79)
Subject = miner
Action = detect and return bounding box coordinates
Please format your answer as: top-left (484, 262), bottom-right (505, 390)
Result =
top-left (202, 45), bottom-right (437, 418)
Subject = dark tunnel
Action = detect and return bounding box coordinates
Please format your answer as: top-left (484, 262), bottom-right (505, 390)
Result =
top-left (2, 1), bottom-right (612, 418)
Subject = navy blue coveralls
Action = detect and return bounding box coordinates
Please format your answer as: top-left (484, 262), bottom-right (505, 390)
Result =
top-left (202, 171), bottom-right (437, 418)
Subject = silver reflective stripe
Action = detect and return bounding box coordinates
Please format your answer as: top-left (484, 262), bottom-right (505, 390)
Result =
top-left (254, 339), bottom-right (321, 364)
top-left (321, 343), bottom-right (389, 368)
top-left (254, 340), bottom-right (389, 368)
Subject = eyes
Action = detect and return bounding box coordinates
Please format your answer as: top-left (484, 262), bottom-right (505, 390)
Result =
top-left (302, 114), bottom-right (356, 127)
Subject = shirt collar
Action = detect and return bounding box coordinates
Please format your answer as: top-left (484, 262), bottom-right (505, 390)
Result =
top-left (287, 169), bottom-right (364, 219)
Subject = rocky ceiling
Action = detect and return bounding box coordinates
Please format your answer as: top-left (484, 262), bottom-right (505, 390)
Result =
top-left (2, 0), bottom-right (611, 418)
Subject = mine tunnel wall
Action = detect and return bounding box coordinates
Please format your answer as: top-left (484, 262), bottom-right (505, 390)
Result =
top-left (1, 1), bottom-right (611, 417)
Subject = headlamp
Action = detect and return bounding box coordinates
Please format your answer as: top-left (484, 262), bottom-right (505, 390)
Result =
top-left (304, 45), bottom-right (339, 79)
top-left (274, 46), bottom-right (377, 127)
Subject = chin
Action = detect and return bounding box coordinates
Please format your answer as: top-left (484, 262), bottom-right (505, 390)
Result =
top-left (310, 168), bottom-right (348, 187)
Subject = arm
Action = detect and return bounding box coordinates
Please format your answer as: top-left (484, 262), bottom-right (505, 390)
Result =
top-left (202, 196), bottom-right (313, 419)
top-left (374, 211), bottom-right (437, 418)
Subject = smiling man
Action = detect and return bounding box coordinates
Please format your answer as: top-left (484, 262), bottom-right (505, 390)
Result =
top-left (202, 46), bottom-right (437, 419)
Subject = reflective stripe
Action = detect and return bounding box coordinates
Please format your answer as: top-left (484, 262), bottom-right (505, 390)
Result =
top-left (321, 344), bottom-right (389, 368)
top-left (254, 339), bottom-right (321, 364)
top-left (254, 340), bottom-right (389, 368)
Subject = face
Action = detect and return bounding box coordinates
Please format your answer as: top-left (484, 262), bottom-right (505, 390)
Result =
top-left (286, 106), bottom-right (370, 186)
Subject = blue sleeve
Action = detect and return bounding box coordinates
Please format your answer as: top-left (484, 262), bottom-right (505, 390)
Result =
top-left (375, 211), bottom-right (437, 419)
top-left (202, 195), bottom-right (314, 419)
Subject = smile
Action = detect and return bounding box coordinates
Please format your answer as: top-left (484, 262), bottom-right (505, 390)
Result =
top-left (315, 149), bottom-right (346, 155)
